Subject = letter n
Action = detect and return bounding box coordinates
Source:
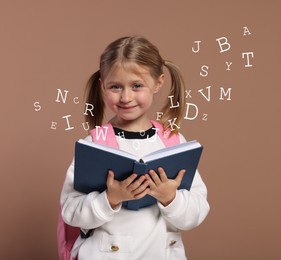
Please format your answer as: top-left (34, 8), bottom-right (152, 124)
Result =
top-left (56, 89), bottom-right (69, 103)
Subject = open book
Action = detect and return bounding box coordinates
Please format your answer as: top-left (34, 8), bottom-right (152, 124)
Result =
top-left (74, 139), bottom-right (203, 210)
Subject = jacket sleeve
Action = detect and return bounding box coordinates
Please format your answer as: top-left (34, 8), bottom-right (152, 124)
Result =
top-left (157, 170), bottom-right (210, 231)
top-left (60, 159), bottom-right (121, 230)
top-left (157, 133), bottom-right (210, 230)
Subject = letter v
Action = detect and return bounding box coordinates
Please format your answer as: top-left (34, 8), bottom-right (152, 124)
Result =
top-left (198, 86), bottom-right (211, 102)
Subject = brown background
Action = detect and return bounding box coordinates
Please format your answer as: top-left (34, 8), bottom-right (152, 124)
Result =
top-left (0, 1), bottom-right (280, 259)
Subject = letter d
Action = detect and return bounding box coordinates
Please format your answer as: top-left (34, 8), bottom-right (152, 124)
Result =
top-left (184, 103), bottom-right (198, 120)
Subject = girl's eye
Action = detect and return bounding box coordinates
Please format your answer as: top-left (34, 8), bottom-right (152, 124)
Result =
top-left (133, 83), bottom-right (142, 89)
top-left (110, 85), bottom-right (121, 90)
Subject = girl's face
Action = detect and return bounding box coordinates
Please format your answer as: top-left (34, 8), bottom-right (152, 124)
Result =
top-left (101, 62), bottom-right (164, 130)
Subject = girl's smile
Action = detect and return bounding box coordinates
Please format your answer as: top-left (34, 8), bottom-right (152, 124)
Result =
top-left (118, 105), bottom-right (138, 110)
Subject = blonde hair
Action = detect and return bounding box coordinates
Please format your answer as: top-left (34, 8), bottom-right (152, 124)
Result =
top-left (85, 36), bottom-right (186, 136)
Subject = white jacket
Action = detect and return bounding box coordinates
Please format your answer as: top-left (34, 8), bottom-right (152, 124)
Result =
top-left (60, 134), bottom-right (210, 260)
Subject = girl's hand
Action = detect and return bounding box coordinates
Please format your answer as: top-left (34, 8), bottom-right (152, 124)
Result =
top-left (106, 170), bottom-right (150, 208)
top-left (146, 167), bottom-right (186, 206)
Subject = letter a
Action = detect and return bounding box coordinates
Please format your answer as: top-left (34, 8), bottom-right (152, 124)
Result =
top-left (243, 26), bottom-right (251, 36)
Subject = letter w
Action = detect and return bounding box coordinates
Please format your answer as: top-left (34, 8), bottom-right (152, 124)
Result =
top-left (95, 126), bottom-right (108, 141)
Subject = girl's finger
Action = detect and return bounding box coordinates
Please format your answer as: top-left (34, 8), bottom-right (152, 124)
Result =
top-left (124, 173), bottom-right (138, 186)
top-left (106, 170), bottom-right (114, 186)
top-left (175, 169), bottom-right (186, 185)
top-left (129, 175), bottom-right (146, 191)
top-left (132, 179), bottom-right (150, 195)
top-left (158, 167), bottom-right (168, 182)
top-left (149, 170), bottom-right (161, 185)
top-left (134, 187), bottom-right (150, 199)
top-left (145, 174), bottom-right (156, 188)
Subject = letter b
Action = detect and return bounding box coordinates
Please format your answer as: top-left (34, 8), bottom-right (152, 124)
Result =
top-left (216, 37), bottom-right (231, 53)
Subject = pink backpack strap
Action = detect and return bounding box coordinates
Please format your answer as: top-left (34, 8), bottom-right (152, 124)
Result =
top-left (90, 123), bottom-right (119, 148)
top-left (57, 205), bottom-right (80, 260)
top-left (151, 120), bottom-right (180, 146)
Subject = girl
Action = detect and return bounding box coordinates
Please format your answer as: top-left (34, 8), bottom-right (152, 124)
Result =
top-left (60, 36), bottom-right (210, 260)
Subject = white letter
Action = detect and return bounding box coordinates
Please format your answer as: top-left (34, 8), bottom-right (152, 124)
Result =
top-left (216, 37), bottom-right (231, 53)
top-left (156, 112), bottom-right (163, 120)
top-left (148, 128), bottom-right (159, 142)
top-left (200, 65), bottom-right (209, 77)
top-left (192, 40), bottom-right (201, 53)
top-left (226, 62), bottom-right (232, 71)
top-left (84, 103), bottom-right (94, 116)
top-left (184, 103), bottom-right (198, 120)
top-left (117, 131), bottom-right (125, 142)
top-left (95, 126), bottom-right (108, 141)
top-left (167, 118), bottom-right (180, 131)
top-left (168, 95), bottom-right (179, 108)
top-left (243, 26), bottom-right (251, 36)
top-left (132, 140), bottom-right (140, 150)
top-left (163, 130), bottom-right (169, 139)
top-left (62, 115), bottom-right (74, 131)
top-left (82, 122), bottom-right (90, 131)
top-left (198, 86), bottom-right (211, 102)
top-left (220, 87), bottom-right (232, 100)
top-left (55, 89), bottom-right (69, 103)
top-left (185, 90), bottom-right (192, 98)
top-left (202, 114), bottom-right (208, 121)
top-left (33, 101), bottom-right (41, 111)
top-left (242, 52), bottom-right (254, 67)
top-left (50, 122), bottom-right (57, 129)
top-left (117, 131), bottom-right (125, 139)
top-left (73, 97), bottom-right (79, 104)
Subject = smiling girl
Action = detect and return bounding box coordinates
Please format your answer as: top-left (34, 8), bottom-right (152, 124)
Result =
top-left (60, 36), bottom-right (210, 260)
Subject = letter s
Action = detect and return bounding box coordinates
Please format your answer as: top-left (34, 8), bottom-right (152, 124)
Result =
top-left (33, 101), bottom-right (41, 111)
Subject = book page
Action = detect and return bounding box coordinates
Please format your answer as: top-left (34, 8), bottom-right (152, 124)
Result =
top-left (142, 140), bottom-right (201, 163)
top-left (78, 139), bottom-right (138, 161)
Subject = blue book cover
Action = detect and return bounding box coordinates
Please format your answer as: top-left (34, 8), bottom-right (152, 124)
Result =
top-left (74, 139), bottom-right (203, 210)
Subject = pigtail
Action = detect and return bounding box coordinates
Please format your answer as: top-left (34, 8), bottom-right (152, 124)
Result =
top-left (160, 60), bottom-right (186, 135)
top-left (84, 70), bottom-right (104, 130)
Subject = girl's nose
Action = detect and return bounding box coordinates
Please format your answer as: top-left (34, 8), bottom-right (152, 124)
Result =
top-left (120, 89), bottom-right (133, 103)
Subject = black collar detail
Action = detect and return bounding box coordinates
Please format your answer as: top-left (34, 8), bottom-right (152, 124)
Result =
top-left (113, 127), bottom-right (156, 139)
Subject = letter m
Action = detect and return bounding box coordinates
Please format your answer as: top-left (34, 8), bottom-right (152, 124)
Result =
top-left (219, 87), bottom-right (232, 100)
